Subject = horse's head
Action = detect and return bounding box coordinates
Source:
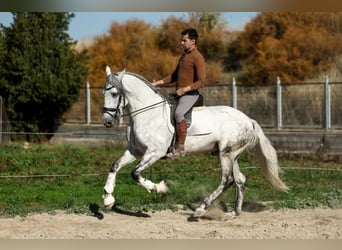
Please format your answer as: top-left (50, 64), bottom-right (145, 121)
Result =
top-left (102, 66), bottom-right (126, 128)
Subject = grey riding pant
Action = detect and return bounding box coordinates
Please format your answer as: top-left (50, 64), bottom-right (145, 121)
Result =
top-left (175, 94), bottom-right (199, 123)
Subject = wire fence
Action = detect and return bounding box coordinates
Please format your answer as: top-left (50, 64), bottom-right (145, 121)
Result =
top-left (63, 78), bottom-right (342, 129)
top-left (0, 165), bottom-right (341, 179)
top-left (1, 78), bottom-right (342, 145)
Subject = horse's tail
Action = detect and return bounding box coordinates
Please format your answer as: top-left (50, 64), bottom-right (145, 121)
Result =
top-left (252, 119), bottom-right (289, 192)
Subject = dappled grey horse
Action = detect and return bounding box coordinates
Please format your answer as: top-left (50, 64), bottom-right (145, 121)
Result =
top-left (102, 66), bottom-right (288, 218)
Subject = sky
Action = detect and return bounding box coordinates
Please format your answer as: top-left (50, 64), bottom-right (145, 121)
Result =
top-left (0, 12), bottom-right (258, 41)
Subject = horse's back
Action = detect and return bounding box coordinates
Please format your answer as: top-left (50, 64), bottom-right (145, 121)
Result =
top-left (194, 105), bottom-right (252, 123)
top-left (188, 105), bottom-right (254, 136)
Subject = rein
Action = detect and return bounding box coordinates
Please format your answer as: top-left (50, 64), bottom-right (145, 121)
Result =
top-left (103, 72), bottom-right (170, 119)
top-left (121, 99), bottom-right (168, 117)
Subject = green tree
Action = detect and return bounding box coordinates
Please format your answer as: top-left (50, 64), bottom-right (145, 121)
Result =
top-left (0, 12), bottom-right (88, 141)
top-left (0, 30), bottom-right (5, 89)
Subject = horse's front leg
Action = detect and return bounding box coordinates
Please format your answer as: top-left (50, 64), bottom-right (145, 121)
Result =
top-left (103, 149), bottom-right (137, 209)
top-left (131, 150), bottom-right (169, 194)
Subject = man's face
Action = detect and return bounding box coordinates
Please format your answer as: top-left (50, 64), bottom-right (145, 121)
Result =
top-left (180, 34), bottom-right (195, 51)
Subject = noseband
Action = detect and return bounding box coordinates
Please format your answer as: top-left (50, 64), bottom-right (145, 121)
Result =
top-left (102, 81), bottom-right (125, 120)
top-left (103, 72), bottom-right (168, 119)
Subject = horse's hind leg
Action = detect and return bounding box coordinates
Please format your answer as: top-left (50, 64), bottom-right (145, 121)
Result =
top-left (230, 160), bottom-right (246, 217)
top-left (103, 149), bottom-right (137, 209)
top-left (193, 154), bottom-right (234, 218)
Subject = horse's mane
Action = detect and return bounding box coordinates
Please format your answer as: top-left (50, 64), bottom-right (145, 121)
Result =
top-left (123, 72), bottom-right (167, 101)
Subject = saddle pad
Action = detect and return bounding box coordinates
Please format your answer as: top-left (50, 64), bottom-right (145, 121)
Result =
top-left (187, 107), bottom-right (213, 136)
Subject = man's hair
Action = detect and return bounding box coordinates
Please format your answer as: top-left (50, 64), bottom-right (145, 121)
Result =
top-left (181, 28), bottom-right (199, 44)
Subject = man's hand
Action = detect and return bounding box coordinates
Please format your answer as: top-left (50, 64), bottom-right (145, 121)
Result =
top-left (152, 80), bottom-right (163, 86)
top-left (176, 86), bottom-right (191, 96)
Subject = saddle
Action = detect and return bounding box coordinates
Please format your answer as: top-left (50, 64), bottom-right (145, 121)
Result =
top-left (166, 93), bottom-right (204, 128)
top-left (165, 93), bottom-right (204, 154)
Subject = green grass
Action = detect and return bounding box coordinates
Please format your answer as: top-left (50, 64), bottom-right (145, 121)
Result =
top-left (0, 143), bottom-right (341, 217)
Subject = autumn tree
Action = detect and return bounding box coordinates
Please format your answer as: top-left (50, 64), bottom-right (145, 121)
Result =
top-left (226, 12), bottom-right (342, 84)
top-left (87, 12), bottom-right (234, 87)
top-left (156, 12), bottom-right (229, 82)
top-left (190, 12), bottom-right (230, 82)
top-left (156, 15), bottom-right (191, 55)
top-left (188, 12), bottom-right (228, 60)
top-left (87, 20), bottom-right (180, 87)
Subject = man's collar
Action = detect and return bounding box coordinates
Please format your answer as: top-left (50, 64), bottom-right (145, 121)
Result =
top-left (184, 47), bottom-right (196, 54)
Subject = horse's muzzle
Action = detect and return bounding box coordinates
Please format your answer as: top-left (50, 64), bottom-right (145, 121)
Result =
top-left (102, 114), bottom-right (114, 128)
top-left (102, 107), bottom-right (118, 128)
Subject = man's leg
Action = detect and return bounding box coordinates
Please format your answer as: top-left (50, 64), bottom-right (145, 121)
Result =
top-left (167, 95), bottom-right (198, 158)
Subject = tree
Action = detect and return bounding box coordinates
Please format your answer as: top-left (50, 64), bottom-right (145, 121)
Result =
top-left (188, 12), bottom-right (229, 62)
top-left (0, 12), bottom-right (88, 141)
top-left (0, 30), bottom-right (5, 90)
top-left (156, 13), bottom-right (228, 82)
top-left (87, 20), bottom-right (180, 87)
top-left (86, 12), bottom-right (232, 89)
top-left (226, 12), bottom-right (342, 84)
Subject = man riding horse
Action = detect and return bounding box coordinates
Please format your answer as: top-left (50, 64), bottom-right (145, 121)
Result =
top-left (153, 28), bottom-right (206, 158)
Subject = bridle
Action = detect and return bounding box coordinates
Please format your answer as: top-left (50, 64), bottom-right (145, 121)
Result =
top-left (102, 81), bottom-right (125, 120)
top-left (102, 73), bottom-right (169, 120)
top-left (102, 95), bottom-right (124, 120)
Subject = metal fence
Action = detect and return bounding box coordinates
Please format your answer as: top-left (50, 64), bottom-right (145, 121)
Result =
top-left (0, 96), bottom-right (11, 144)
top-left (64, 78), bottom-right (342, 129)
top-left (232, 78), bottom-right (342, 129)
top-left (1, 78), bottom-right (342, 144)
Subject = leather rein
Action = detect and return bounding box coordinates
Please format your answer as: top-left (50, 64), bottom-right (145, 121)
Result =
top-left (102, 77), bottom-right (169, 119)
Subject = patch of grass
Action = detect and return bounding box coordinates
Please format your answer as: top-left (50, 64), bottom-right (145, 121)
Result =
top-left (0, 143), bottom-right (341, 216)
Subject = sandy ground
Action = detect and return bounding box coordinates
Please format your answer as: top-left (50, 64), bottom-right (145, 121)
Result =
top-left (0, 206), bottom-right (341, 239)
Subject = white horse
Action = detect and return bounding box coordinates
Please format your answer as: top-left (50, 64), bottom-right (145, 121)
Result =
top-left (102, 67), bottom-right (288, 218)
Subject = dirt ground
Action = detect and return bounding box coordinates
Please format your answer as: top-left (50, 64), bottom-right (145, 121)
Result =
top-left (0, 206), bottom-right (341, 239)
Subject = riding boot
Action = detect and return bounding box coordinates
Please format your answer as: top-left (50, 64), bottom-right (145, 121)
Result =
top-left (167, 120), bottom-right (187, 158)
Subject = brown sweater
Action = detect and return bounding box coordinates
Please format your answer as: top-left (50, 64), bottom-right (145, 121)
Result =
top-left (162, 47), bottom-right (206, 91)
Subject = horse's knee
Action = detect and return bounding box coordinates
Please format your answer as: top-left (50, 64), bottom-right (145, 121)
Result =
top-left (110, 161), bottom-right (120, 172)
top-left (131, 169), bottom-right (140, 182)
top-left (226, 175), bottom-right (234, 188)
top-left (236, 172), bottom-right (247, 188)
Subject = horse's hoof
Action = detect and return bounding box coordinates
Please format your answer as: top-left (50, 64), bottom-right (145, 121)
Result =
top-left (231, 210), bottom-right (241, 217)
top-left (224, 211), bottom-right (238, 220)
top-left (155, 180), bottom-right (169, 194)
top-left (103, 194), bottom-right (115, 209)
top-left (193, 207), bottom-right (206, 218)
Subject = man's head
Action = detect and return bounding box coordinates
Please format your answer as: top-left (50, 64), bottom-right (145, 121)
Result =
top-left (180, 28), bottom-right (198, 52)
top-left (181, 28), bottom-right (199, 44)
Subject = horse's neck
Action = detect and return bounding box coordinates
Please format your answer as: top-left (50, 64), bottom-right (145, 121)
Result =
top-left (123, 77), bottom-right (165, 112)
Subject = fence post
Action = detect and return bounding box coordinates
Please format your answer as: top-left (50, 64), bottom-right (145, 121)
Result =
top-left (276, 77), bottom-right (282, 129)
top-left (232, 77), bottom-right (237, 109)
top-left (0, 96), bottom-right (2, 144)
top-left (324, 75), bottom-right (331, 129)
top-left (86, 81), bottom-right (91, 124)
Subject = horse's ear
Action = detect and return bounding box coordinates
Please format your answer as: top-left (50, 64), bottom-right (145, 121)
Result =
top-left (117, 69), bottom-right (126, 81)
top-left (106, 66), bottom-right (111, 76)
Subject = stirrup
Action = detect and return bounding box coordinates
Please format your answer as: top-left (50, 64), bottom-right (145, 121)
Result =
top-left (166, 148), bottom-right (186, 159)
